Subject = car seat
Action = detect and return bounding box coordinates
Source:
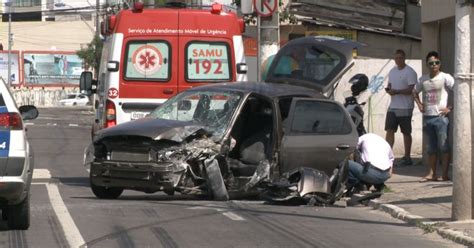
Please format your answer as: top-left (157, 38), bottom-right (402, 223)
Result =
top-left (228, 106), bottom-right (273, 177)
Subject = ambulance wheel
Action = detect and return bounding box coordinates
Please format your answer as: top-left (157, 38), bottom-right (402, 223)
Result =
top-left (90, 181), bottom-right (123, 199)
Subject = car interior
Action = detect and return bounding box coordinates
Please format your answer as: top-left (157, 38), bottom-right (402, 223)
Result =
top-left (226, 95), bottom-right (274, 178)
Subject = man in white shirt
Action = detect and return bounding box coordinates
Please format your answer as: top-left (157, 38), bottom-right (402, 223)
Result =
top-left (413, 51), bottom-right (454, 182)
top-left (385, 49), bottom-right (418, 166)
top-left (347, 133), bottom-right (394, 189)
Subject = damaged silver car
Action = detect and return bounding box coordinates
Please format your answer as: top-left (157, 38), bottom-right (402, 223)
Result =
top-left (84, 37), bottom-right (360, 202)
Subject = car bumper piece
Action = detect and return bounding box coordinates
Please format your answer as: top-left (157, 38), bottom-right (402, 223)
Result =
top-left (90, 161), bottom-right (182, 191)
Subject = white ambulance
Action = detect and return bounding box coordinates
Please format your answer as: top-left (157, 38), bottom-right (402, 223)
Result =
top-left (81, 2), bottom-right (247, 138)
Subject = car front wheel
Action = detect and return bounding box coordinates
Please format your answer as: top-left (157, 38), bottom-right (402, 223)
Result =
top-left (7, 195), bottom-right (30, 230)
top-left (90, 180), bottom-right (123, 199)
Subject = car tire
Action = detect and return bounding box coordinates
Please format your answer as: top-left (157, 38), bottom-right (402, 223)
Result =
top-left (90, 180), bottom-right (123, 199)
top-left (7, 195), bottom-right (30, 230)
top-left (204, 157), bottom-right (229, 201)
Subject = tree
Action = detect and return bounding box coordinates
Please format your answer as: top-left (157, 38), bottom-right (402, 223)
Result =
top-left (76, 35), bottom-right (103, 74)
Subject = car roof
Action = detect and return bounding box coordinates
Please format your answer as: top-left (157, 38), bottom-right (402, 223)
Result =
top-left (186, 82), bottom-right (325, 99)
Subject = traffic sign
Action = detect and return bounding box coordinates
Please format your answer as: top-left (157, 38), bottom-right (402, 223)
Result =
top-left (253, 0), bottom-right (277, 17)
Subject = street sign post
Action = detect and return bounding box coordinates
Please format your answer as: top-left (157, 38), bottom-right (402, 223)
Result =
top-left (253, 0), bottom-right (277, 17)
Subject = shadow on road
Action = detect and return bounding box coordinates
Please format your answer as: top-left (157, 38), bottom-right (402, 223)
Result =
top-left (55, 177), bottom-right (90, 188)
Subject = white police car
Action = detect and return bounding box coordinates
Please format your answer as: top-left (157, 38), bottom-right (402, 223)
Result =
top-left (0, 81), bottom-right (38, 230)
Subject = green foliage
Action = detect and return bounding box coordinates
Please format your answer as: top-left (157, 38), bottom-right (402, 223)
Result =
top-left (76, 35), bottom-right (103, 73)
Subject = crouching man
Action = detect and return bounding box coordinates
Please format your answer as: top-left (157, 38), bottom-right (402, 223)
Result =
top-left (347, 133), bottom-right (394, 191)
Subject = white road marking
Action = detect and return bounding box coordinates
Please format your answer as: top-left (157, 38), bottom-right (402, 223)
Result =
top-left (37, 116), bottom-right (59, 120)
top-left (25, 123), bottom-right (35, 126)
top-left (33, 168), bottom-right (52, 179)
top-left (188, 204), bottom-right (245, 221)
top-left (32, 169), bottom-right (86, 247)
top-left (68, 124), bottom-right (79, 127)
top-left (46, 123), bottom-right (58, 126)
top-left (222, 212), bottom-right (245, 221)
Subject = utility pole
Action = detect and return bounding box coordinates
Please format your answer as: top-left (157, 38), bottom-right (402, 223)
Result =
top-left (452, 0), bottom-right (473, 221)
top-left (5, 0), bottom-right (12, 87)
top-left (96, 0), bottom-right (100, 36)
top-left (256, 1), bottom-right (279, 81)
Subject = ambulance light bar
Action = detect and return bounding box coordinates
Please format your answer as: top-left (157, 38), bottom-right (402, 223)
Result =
top-left (211, 3), bottom-right (222, 14)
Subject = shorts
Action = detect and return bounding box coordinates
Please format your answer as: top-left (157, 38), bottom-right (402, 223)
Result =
top-left (385, 110), bottom-right (412, 134)
top-left (424, 116), bottom-right (450, 154)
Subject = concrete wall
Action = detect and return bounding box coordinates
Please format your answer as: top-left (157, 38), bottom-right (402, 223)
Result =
top-left (11, 87), bottom-right (80, 107)
top-left (1, 77), bottom-right (80, 107)
top-left (420, 17), bottom-right (455, 75)
top-left (421, 0), bottom-right (455, 23)
top-left (357, 31), bottom-right (421, 59)
top-left (334, 58), bottom-right (423, 157)
top-left (279, 25), bottom-right (421, 59)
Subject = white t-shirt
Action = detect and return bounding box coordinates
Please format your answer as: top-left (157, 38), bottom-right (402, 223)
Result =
top-left (388, 65), bottom-right (418, 109)
top-left (358, 133), bottom-right (394, 171)
top-left (414, 72), bottom-right (454, 116)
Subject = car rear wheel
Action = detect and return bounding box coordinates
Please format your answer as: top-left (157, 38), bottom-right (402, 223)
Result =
top-left (7, 195), bottom-right (30, 230)
top-left (90, 180), bottom-right (123, 199)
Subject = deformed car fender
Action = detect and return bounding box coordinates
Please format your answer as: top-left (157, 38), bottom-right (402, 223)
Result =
top-left (287, 167), bottom-right (331, 197)
top-left (261, 167), bottom-right (332, 205)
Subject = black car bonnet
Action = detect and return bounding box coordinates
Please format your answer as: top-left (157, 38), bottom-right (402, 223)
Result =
top-left (94, 118), bottom-right (207, 143)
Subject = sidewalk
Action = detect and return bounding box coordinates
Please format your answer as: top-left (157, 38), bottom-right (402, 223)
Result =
top-left (366, 159), bottom-right (474, 247)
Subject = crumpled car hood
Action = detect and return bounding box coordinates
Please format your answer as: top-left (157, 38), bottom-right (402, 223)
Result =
top-left (94, 118), bottom-right (207, 142)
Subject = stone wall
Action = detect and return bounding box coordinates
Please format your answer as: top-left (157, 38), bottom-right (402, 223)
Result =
top-left (10, 87), bottom-right (80, 107)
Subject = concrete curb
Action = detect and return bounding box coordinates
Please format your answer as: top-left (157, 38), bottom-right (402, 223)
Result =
top-left (368, 199), bottom-right (474, 247)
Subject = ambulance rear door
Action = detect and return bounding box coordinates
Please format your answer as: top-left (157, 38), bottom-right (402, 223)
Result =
top-left (118, 10), bottom-right (179, 120)
top-left (178, 11), bottom-right (237, 92)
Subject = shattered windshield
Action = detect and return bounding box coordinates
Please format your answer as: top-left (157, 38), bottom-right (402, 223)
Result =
top-left (148, 90), bottom-right (242, 138)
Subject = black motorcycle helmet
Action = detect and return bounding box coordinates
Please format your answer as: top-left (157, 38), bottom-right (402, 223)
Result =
top-left (349, 74), bottom-right (369, 96)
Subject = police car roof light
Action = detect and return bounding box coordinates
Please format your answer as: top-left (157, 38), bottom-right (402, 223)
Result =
top-left (0, 113), bottom-right (23, 130)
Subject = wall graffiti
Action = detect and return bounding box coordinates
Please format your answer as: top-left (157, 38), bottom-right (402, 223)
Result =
top-left (368, 75), bottom-right (385, 94)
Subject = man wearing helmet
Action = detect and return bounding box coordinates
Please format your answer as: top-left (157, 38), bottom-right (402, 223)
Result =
top-left (384, 49), bottom-right (418, 166)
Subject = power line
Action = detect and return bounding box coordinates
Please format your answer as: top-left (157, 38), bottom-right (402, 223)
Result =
top-left (2, 5), bottom-right (108, 15)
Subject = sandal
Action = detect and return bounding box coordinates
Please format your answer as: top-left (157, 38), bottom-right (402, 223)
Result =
top-left (419, 177), bottom-right (438, 183)
top-left (438, 176), bottom-right (450, 181)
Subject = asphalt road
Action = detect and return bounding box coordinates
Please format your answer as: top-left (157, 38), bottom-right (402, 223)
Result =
top-left (2, 107), bottom-right (461, 248)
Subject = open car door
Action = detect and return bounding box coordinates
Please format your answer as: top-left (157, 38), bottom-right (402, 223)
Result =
top-left (280, 97), bottom-right (358, 176)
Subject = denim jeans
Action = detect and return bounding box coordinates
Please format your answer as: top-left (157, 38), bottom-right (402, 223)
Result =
top-left (423, 116), bottom-right (449, 154)
top-left (347, 160), bottom-right (390, 187)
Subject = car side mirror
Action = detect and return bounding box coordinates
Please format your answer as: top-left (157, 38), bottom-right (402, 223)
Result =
top-left (236, 63), bottom-right (247, 74)
top-left (178, 100), bottom-right (192, 111)
top-left (19, 105), bottom-right (39, 120)
top-left (80, 71), bottom-right (97, 96)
